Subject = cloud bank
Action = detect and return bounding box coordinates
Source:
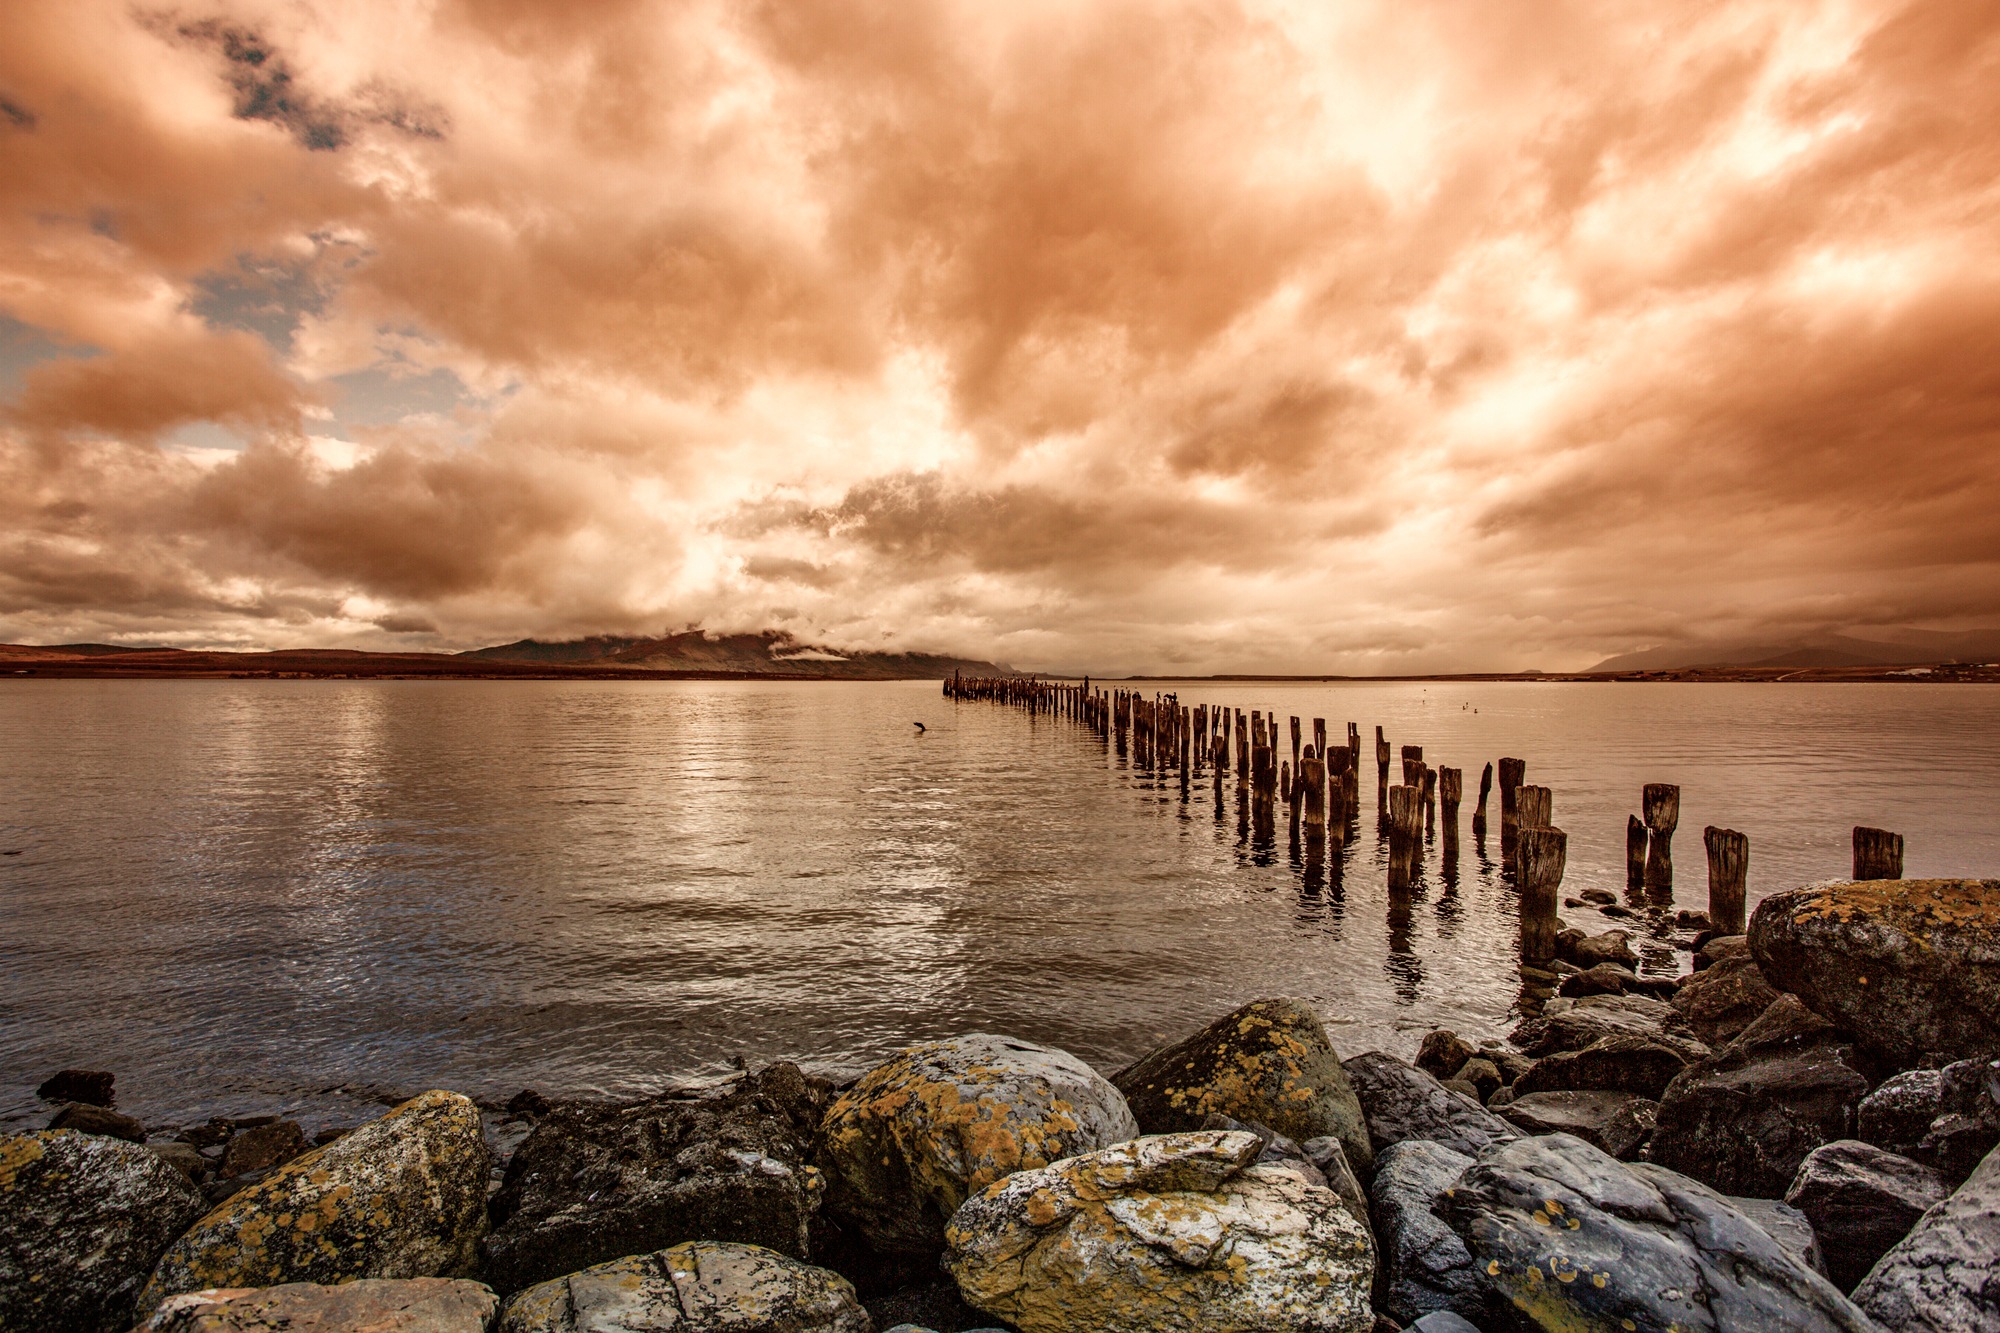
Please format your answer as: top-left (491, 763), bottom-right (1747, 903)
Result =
top-left (1, 0), bottom-right (1995, 670)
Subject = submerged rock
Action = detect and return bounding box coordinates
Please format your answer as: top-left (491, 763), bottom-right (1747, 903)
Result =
top-left (1340, 1051), bottom-right (1519, 1162)
top-left (140, 1090), bottom-right (489, 1311)
top-left (1750, 878), bottom-right (2000, 1068)
top-left (943, 1129), bottom-right (1374, 1333)
top-left (498, 1240), bottom-right (868, 1333)
top-left (138, 1278), bottom-right (497, 1332)
top-left (483, 1062), bottom-right (829, 1294)
top-left (1852, 1142), bottom-right (2000, 1333)
top-left (1111, 997), bottom-right (1373, 1176)
top-left (1784, 1139), bottom-right (1948, 1293)
top-left (818, 1033), bottom-right (1137, 1257)
top-left (0, 1129), bottom-right (208, 1333)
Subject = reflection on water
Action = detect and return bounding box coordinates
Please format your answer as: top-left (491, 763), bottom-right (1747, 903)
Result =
top-left (1, 678), bottom-right (1997, 1133)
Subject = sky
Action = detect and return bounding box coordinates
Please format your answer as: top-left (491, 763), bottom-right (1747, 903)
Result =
top-left (1, 1), bottom-right (1996, 674)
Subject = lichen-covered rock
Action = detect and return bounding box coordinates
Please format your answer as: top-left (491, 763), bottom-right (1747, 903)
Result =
top-left (818, 1034), bottom-right (1137, 1256)
top-left (943, 1130), bottom-right (1373, 1333)
top-left (0, 1129), bottom-right (207, 1333)
top-left (1784, 1139), bottom-right (1948, 1293)
top-left (138, 1278), bottom-right (497, 1331)
top-left (1852, 1141), bottom-right (2000, 1333)
top-left (498, 1240), bottom-right (868, 1333)
top-left (1508, 993), bottom-right (1683, 1057)
top-left (1750, 878), bottom-right (2000, 1068)
top-left (1499, 1090), bottom-right (1655, 1160)
top-left (140, 1090), bottom-right (488, 1311)
top-left (1437, 1133), bottom-right (1875, 1332)
top-left (1111, 997), bottom-right (1373, 1176)
top-left (1340, 1052), bottom-right (1519, 1162)
top-left (1367, 1140), bottom-right (1483, 1327)
top-left (1512, 1032), bottom-right (1709, 1100)
top-left (1673, 952), bottom-right (1781, 1046)
top-left (483, 1063), bottom-right (829, 1294)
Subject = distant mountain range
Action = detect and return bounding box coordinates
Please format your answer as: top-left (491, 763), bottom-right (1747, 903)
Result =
top-left (459, 630), bottom-right (1008, 680)
top-left (1588, 629), bottom-right (2000, 673)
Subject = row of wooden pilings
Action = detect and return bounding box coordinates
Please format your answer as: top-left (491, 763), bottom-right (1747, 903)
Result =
top-left (943, 672), bottom-right (1907, 963)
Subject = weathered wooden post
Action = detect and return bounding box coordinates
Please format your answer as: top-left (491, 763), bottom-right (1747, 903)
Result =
top-left (1401, 744), bottom-right (1424, 786)
top-left (1387, 785), bottom-right (1423, 892)
top-left (1704, 826), bottom-right (1749, 934)
top-left (1313, 719), bottom-right (1327, 768)
top-left (1375, 727), bottom-right (1392, 810)
top-left (1853, 827), bottom-right (1903, 880)
top-left (1643, 783), bottom-right (1680, 892)
top-left (1326, 748), bottom-right (1350, 837)
top-left (1290, 716), bottom-right (1302, 776)
top-left (1626, 815), bottom-right (1647, 893)
top-left (1498, 757), bottom-right (1526, 847)
top-left (1518, 826), bottom-right (1567, 962)
top-left (1420, 765), bottom-right (1436, 838)
top-left (1516, 784), bottom-right (1552, 831)
top-left (1439, 766), bottom-right (1462, 859)
top-left (1472, 762), bottom-right (1493, 840)
top-left (1301, 746), bottom-right (1327, 833)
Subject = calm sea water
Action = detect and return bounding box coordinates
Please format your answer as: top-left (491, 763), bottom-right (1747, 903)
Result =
top-left (2, 678), bottom-right (1997, 1135)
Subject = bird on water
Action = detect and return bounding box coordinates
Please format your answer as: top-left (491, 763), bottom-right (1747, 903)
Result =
top-left (913, 721), bottom-right (927, 733)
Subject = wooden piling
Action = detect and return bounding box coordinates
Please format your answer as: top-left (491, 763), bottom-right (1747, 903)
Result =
top-left (1375, 727), bottom-right (1392, 807)
top-left (1516, 784), bottom-right (1552, 831)
top-left (1704, 826), bottom-right (1749, 934)
top-left (1401, 744), bottom-right (1424, 786)
top-left (1387, 785), bottom-right (1423, 891)
top-left (1498, 757), bottom-right (1526, 845)
top-left (1518, 826), bottom-right (1567, 962)
top-left (1626, 814), bottom-right (1647, 893)
top-left (1420, 765), bottom-right (1437, 837)
top-left (1853, 826), bottom-right (1903, 880)
top-left (1643, 783), bottom-right (1680, 892)
top-left (1473, 762), bottom-right (1493, 839)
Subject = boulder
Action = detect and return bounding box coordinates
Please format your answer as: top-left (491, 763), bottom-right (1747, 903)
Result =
top-left (1512, 1032), bottom-right (1709, 1100)
top-left (1339, 1051), bottom-right (1519, 1162)
top-left (1300, 1134), bottom-right (1370, 1235)
top-left (1856, 1069), bottom-right (1942, 1159)
top-left (146, 1141), bottom-right (210, 1184)
top-left (1558, 928), bottom-right (1638, 971)
top-left (1436, 1133), bottom-right (1876, 1332)
top-left (1367, 1140), bottom-right (1484, 1327)
top-left (37, 1068), bottom-right (116, 1106)
top-left (1409, 1315), bottom-right (1484, 1333)
top-left (484, 1062), bottom-right (829, 1294)
top-left (1696, 934), bottom-right (1750, 970)
top-left (138, 1278), bottom-right (497, 1331)
top-left (216, 1121), bottom-right (305, 1181)
top-left (48, 1101), bottom-right (149, 1143)
top-left (1726, 1196), bottom-right (1826, 1276)
top-left (1455, 1059), bottom-right (1503, 1104)
top-left (820, 1033), bottom-right (1137, 1257)
top-left (1784, 1139), bottom-right (1948, 1292)
top-left (1415, 1029), bottom-right (1476, 1081)
top-left (1508, 993), bottom-right (1682, 1057)
top-left (140, 1090), bottom-right (488, 1310)
top-left (1647, 998), bottom-right (1868, 1197)
top-left (943, 1129), bottom-right (1374, 1333)
top-left (1852, 1141), bottom-right (2000, 1333)
top-left (1111, 997), bottom-right (1373, 1175)
top-left (1917, 1056), bottom-right (2000, 1184)
top-left (1499, 1090), bottom-right (1656, 1159)
top-left (498, 1240), bottom-right (868, 1333)
top-left (1558, 963), bottom-right (1677, 1000)
top-left (1749, 878), bottom-right (2000, 1069)
top-left (0, 1129), bottom-right (208, 1333)
top-left (1673, 952), bottom-right (1781, 1046)
top-left (864, 1280), bottom-right (996, 1333)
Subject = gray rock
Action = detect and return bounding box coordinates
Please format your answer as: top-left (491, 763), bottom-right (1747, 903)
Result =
top-left (144, 1141), bottom-right (209, 1184)
top-left (1508, 993), bottom-right (1682, 1057)
top-left (820, 1033), bottom-right (1137, 1257)
top-left (217, 1120), bottom-right (305, 1180)
top-left (1302, 1134), bottom-right (1371, 1235)
top-left (1673, 952), bottom-right (1782, 1046)
top-left (1852, 1141), bottom-right (2000, 1333)
top-left (1558, 963), bottom-right (1677, 1000)
top-left (137, 1278), bottom-right (497, 1331)
top-left (498, 1240), bottom-right (868, 1333)
top-left (1514, 1031), bottom-right (1710, 1101)
top-left (1368, 1140), bottom-right (1483, 1327)
top-left (1784, 1139), bottom-right (1948, 1292)
top-left (1438, 1133), bottom-right (1875, 1332)
top-left (483, 1062), bottom-right (829, 1294)
top-left (1409, 1314), bottom-right (1485, 1333)
top-left (0, 1129), bottom-right (208, 1333)
top-left (1558, 928), bottom-right (1638, 971)
top-left (47, 1102), bottom-right (148, 1143)
top-left (1500, 1090), bottom-right (1656, 1159)
top-left (1111, 996), bottom-right (1374, 1176)
top-left (1696, 934), bottom-right (1751, 970)
top-left (1750, 878), bottom-right (2000, 1069)
top-left (1856, 1069), bottom-right (1942, 1158)
top-left (1727, 1196), bottom-right (1826, 1277)
top-left (37, 1069), bottom-right (116, 1106)
top-left (1340, 1051), bottom-right (1520, 1163)
top-left (141, 1090), bottom-right (489, 1311)
top-left (1416, 1029), bottom-right (1477, 1081)
top-left (1918, 1056), bottom-right (2000, 1183)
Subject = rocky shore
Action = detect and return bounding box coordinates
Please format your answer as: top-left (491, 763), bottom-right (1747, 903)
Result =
top-left (4, 877), bottom-right (1996, 1333)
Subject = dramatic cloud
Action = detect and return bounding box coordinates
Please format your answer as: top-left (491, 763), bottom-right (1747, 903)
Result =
top-left (0, 0), bottom-right (1995, 669)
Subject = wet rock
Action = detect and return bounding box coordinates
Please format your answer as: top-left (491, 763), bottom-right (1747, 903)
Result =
top-left (1856, 1069), bottom-right (1941, 1158)
top-left (484, 1062), bottom-right (829, 1295)
top-left (1581, 889), bottom-right (1617, 905)
top-left (216, 1121), bottom-right (305, 1180)
top-left (138, 1278), bottom-right (498, 1331)
top-left (38, 1068), bottom-right (116, 1106)
top-left (1416, 1029), bottom-right (1476, 1081)
top-left (943, 1129), bottom-right (1374, 1333)
top-left (1917, 1056), bottom-right (2000, 1184)
top-left (1455, 1059), bottom-right (1503, 1105)
top-left (1851, 1141), bottom-right (2000, 1333)
top-left (1340, 1051), bottom-right (1519, 1163)
top-left (1368, 1140), bottom-right (1483, 1327)
top-left (1676, 909), bottom-right (1712, 932)
top-left (1673, 952), bottom-right (1781, 1046)
top-left (1301, 1134), bottom-right (1371, 1235)
top-left (140, 1090), bottom-right (489, 1311)
top-left (1647, 997), bottom-right (1868, 1197)
top-left (1783, 1139), bottom-right (1948, 1293)
top-left (1479, 1044), bottom-right (1533, 1087)
top-left (1508, 993), bottom-right (1681, 1057)
top-left (1513, 1032), bottom-right (1709, 1101)
top-left (1558, 928), bottom-right (1638, 972)
top-left (1727, 1196), bottom-right (1826, 1277)
top-left (1409, 1314), bottom-right (1484, 1333)
top-left (1500, 1090), bottom-right (1656, 1159)
top-left (498, 1240), bottom-right (868, 1333)
top-left (1436, 1133), bottom-right (1875, 1333)
top-left (1112, 996), bottom-right (1373, 1176)
top-left (0, 1129), bottom-right (207, 1333)
top-left (48, 1101), bottom-right (148, 1143)
top-left (1696, 934), bottom-right (1750, 970)
top-left (1557, 963), bottom-right (1677, 1000)
top-left (1750, 878), bottom-right (2000, 1069)
top-left (146, 1141), bottom-right (209, 1184)
top-left (820, 1033), bottom-right (1137, 1257)
top-left (864, 1280), bottom-right (995, 1333)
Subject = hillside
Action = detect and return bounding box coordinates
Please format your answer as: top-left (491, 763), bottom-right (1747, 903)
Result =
top-left (462, 630), bottom-right (1008, 680)
top-left (1588, 630), bottom-right (2000, 674)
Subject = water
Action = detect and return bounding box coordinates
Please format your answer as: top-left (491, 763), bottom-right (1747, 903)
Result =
top-left (2, 678), bottom-right (1997, 1135)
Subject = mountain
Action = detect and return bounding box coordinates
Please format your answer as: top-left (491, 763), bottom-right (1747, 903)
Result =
top-left (1588, 629), bottom-right (2000, 673)
top-left (462, 629), bottom-right (1010, 680)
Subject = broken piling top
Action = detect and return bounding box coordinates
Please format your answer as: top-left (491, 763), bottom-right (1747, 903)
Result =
top-left (1642, 783), bottom-right (1681, 833)
top-left (1704, 826), bottom-right (1749, 935)
top-left (1515, 784), bottom-right (1552, 831)
top-left (1517, 825), bottom-right (1568, 962)
top-left (1853, 826), bottom-right (1904, 880)
top-left (1439, 766), bottom-right (1463, 806)
top-left (1498, 758), bottom-right (1526, 820)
